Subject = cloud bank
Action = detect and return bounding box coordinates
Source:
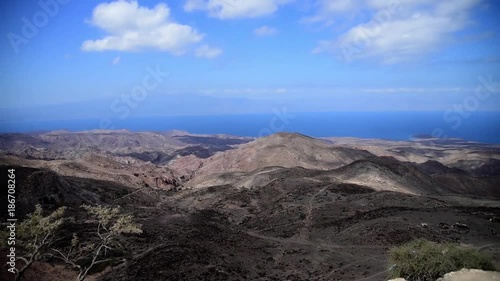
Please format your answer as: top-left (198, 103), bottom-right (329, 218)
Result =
top-left (82, 1), bottom-right (206, 55)
top-left (310, 0), bottom-right (483, 63)
top-left (184, 0), bottom-right (290, 19)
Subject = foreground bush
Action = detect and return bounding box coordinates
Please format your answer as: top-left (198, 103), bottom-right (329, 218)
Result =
top-left (388, 239), bottom-right (496, 281)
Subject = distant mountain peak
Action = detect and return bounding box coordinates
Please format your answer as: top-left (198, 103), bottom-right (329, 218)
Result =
top-left (165, 130), bottom-right (191, 136)
top-left (265, 132), bottom-right (315, 140)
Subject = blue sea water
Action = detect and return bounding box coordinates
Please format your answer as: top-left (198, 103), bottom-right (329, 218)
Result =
top-left (1, 112), bottom-right (499, 144)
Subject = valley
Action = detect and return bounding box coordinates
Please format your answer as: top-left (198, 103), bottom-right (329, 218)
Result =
top-left (0, 130), bottom-right (499, 281)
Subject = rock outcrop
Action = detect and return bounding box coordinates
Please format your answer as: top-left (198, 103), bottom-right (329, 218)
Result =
top-left (390, 269), bottom-right (500, 281)
top-left (437, 269), bottom-right (500, 281)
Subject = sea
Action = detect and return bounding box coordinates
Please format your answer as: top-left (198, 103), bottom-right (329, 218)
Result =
top-left (1, 112), bottom-right (499, 144)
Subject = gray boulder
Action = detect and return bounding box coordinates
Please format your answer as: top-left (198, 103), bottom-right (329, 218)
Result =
top-left (437, 269), bottom-right (500, 281)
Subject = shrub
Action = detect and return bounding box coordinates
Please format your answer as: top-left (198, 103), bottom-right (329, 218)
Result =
top-left (53, 204), bottom-right (142, 281)
top-left (388, 239), bottom-right (496, 281)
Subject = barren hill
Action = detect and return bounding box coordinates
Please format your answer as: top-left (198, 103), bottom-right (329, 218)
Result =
top-left (0, 166), bottom-right (160, 219)
top-left (190, 132), bottom-right (375, 176)
top-left (0, 130), bottom-right (252, 164)
top-left (329, 157), bottom-right (445, 195)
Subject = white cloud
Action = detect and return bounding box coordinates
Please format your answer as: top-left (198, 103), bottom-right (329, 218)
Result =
top-left (195, 45), bottom-right (223, 59)
top-left (82, 1), bottom-right (203, 54)
top-left (301, 0), bottom-right (364, 25)
top-left (199, 86), bottom-right (470, 99)
top-left (112, 56), bottom-right (121, 64)
top-left (199, 87), bottom-right (289, 97)
top-left (310, 0), bottom-right (483, 63)
top-left (360, 87), bottom-right (466, 93)
top-left (316, 0), bottom-right (359, 13)
top-left (254, 25), bottom-right (277, 37)
top-left (184, 0), bottom-right (290, 19)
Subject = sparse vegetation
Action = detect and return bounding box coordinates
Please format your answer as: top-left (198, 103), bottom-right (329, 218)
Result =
top-left (2, 130), bottom-right (500, 280)
top-left (388, 238), bottom-right (496, 281)
top-left (52, 204), bottom-right (142, 281)
top-left (0, 204), bottom-right (141, 281)
top-left (12, 205), bottom-right (67, 281)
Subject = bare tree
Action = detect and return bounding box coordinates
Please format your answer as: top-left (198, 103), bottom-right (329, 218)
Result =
top-left (52, 205), bottom-right (142, 281)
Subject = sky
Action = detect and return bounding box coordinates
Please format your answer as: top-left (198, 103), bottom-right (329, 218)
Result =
top-left (0, 0), bottom-right (499, 123)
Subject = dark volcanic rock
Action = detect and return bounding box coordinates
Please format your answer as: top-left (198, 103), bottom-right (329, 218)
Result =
top-left (417, 160), bottom-right (467, 176)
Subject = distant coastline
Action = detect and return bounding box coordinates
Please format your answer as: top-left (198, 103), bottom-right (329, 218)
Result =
top-left (1, 111), bottom-right (499, 144)
top-left (411, 134), bottom-right (434, 139)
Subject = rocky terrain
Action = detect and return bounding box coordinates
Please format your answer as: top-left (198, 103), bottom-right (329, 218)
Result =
top-left (0, 130), bottom-right (252, 190)
top-left (0, 130), bottom-right (499, 281)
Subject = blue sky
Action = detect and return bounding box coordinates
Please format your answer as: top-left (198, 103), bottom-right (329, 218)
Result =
top-left (0, 0), bottom-right (499, 123)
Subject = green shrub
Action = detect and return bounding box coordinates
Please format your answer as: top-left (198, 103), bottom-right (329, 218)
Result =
top-left (388, 239), bottom-right (496, 281)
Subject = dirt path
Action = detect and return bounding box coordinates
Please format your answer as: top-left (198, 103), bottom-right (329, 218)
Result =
top-left (299, 184), bottom-right (332, 240)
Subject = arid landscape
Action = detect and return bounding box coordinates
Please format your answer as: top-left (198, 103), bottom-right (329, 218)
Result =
top-left (2, 0), bottom-right (500, 280)
top-left (1, 130), bottom-right (499, 280)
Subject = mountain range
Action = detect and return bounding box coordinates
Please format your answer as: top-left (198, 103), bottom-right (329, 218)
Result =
top-left (0, 130), bottom-right (499, 281)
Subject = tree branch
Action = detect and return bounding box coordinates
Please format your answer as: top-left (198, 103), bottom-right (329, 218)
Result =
top-left (15, 256), bottom-right (29, 266)
top-left (79, 243), bottom-right (105, 281)
top-left (52, 248), bottom-right (82, 271)
top-left (93, 258), bottom-right (115, 265)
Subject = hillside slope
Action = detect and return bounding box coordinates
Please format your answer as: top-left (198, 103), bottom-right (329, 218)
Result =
top-left (190, 133), bottom-right (374, 176)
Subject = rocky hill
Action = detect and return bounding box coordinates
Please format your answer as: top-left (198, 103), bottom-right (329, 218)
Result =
top-left (1, 131), bottom-right (499, 281)
top-left (194, 133), bottom-right (375, 173)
